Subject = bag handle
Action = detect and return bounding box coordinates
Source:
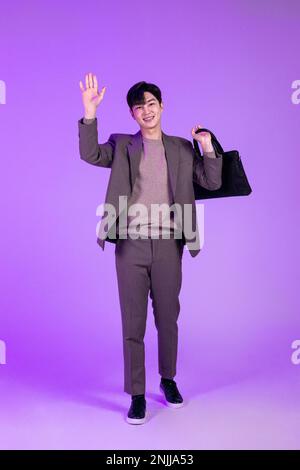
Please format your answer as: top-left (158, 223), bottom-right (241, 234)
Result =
top-left (193, 127), bottom-right (224, 156)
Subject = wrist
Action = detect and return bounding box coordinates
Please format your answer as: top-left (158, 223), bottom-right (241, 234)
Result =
top-left (201, 143), bottom-right (214, 153)
top-left (84, 111), bottom-right (96, 120)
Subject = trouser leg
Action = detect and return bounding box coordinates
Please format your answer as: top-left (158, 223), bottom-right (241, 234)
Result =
top-left (149, 238), bottom-right (184, 380)
top-left (115, 238), bottom-right (151, 395)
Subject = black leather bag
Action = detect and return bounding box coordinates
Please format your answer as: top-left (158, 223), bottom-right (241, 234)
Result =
top-left (193, 127), bottom-right (252, 200)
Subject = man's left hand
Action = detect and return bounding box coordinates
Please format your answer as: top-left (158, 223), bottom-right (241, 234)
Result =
top-left (191, 124), bottom-right (214, 153)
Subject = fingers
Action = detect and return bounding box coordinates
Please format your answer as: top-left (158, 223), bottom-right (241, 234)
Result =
top-left (89, 72), bottom-right (94, 88)
top-left (191, 124), bottom-right (205, 135)
top-left (84, 72), bottom-right (95, 89)
top-left (80, 72), bottom-right (101, 92)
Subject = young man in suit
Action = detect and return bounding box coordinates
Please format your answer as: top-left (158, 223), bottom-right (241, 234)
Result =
top-left (78, 73), bottom-right (222, 424)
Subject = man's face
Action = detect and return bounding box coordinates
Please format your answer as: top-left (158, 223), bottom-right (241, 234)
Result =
top-left (129, 91), bottom-right (163, 130)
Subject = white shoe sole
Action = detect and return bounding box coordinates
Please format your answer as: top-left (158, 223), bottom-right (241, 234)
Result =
top-left (126, 411), bottom-right (147, 425)
top-left (159, 385), bottom-right (184, 408)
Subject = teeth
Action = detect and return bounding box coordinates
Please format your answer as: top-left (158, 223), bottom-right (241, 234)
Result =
top-left (144, 117), bottom-right (154, 121)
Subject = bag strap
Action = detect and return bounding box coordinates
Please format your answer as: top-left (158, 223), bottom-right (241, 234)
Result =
top-left (193, 127), bottom-right (224, 156)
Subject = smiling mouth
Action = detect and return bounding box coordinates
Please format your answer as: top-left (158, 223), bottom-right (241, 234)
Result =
top-left (143, 116), bottom-right (154, 122)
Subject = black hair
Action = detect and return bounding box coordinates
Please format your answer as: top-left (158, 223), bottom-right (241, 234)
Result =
top-left (126, 81), bottom-right (162, 110)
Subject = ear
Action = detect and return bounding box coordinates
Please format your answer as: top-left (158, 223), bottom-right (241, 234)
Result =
top-left (129, 108), bottom-right (135, 119)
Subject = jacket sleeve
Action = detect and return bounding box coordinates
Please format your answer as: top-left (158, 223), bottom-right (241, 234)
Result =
top-left (78, 117), bottom-right (115, 168)
top-left (190, 141), bottom-right (223, 190)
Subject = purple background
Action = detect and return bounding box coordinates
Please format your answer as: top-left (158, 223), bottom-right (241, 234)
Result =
top-left (0, 0), bottom-right (299, 449)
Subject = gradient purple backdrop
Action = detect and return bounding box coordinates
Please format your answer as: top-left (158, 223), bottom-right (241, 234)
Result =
top-left (0, 0), bottom-right (299, 449)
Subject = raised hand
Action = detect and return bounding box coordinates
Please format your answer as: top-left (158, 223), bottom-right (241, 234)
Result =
top-left (79, 72), bottom-right (106, 119)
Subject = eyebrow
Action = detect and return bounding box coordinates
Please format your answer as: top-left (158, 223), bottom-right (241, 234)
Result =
top-left (134, 99), bottom-right (156, 107)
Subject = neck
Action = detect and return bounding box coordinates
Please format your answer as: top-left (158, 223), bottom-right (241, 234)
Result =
top-left (140, 126), bottom-right (162, 140)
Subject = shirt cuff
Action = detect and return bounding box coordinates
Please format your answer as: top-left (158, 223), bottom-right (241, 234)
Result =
top-left (203, 150), bottom-right (217, 158)
top-left (83, 117), bottom-right (96, 125)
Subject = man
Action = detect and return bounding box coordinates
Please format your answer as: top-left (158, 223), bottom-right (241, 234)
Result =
top-left (78, 73), bottom-right (223, 425)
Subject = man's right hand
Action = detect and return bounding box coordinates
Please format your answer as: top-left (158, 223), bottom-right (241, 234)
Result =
top-left (79, 72), bottom-right (106, 119)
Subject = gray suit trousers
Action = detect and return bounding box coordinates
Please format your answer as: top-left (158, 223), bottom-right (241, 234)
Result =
top-left (115, 236), bottom-right (184, 395)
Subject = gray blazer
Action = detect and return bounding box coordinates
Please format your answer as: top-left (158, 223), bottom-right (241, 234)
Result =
top-left (78, 117), bottom-right (223, 257)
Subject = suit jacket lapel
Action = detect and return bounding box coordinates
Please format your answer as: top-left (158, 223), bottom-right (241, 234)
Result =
top-left (126, 129), bottom-right (180, 199)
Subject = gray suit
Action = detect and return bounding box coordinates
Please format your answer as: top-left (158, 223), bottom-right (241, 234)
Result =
top-left (78, 117), bottom-right (223, 257)
top-left (78, 117), bottom-right (223, 394)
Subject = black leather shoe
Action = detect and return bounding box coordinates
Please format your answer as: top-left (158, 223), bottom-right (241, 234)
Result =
top-left (126, 395), bottom-right (147, 424)
top-left (160, 378), bottom-right (184, 408)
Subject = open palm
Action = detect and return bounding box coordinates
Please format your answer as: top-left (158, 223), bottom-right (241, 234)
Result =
top-left (79, 72), bottom-right (106, 117)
